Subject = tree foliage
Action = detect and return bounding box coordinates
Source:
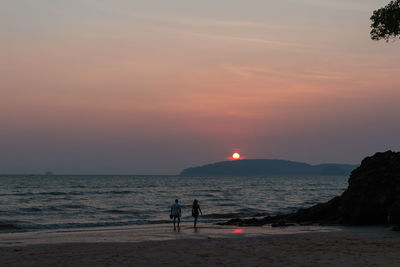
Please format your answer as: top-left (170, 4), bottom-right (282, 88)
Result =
top-left (370, 0), bottom-right (400, 41)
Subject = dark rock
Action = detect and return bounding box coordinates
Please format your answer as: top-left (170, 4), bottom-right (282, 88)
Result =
top-left (219, 218), bottom-right (242, 226)
top-left (219, 151), bottom-right (400, 227)
top-left (239, 217), bottom-right (266, 226)
top-left (392, 225), bottom-right (400, 231)
top-left (388, 204), bottom-right (400, 224)
top-left (339, 151), bottom-right (400, 225)
top-left (298, 222), bottom-right (314, 226)
top-left (271, 221), bottom-right (295, 227)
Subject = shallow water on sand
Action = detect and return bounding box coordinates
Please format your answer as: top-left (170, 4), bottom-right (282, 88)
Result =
top-left (0, 223), bottom-right (346, 246)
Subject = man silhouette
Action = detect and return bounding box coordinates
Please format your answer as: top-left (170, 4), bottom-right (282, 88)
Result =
top-left (170, 199), bottom-right (181, 230)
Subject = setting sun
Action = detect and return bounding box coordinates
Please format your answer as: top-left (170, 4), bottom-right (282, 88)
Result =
top-left (232, 153), bottom-right (240, 160)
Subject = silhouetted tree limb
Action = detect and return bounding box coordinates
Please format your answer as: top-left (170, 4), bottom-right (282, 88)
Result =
top-left (370, 0), bottom-right (400, 41)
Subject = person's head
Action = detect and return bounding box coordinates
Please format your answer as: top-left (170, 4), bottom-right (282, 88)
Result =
top-left (175, 199), bottom-right (178, 203)
top-left (193, 199), bottom-right (198, 205)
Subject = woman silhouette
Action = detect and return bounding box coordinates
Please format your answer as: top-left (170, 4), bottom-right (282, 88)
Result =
top-left (192, 199), bottom-right (202, 228)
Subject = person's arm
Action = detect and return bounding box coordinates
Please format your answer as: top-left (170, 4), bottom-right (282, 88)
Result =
top-left (170, 206), bottom-right (172, 215)
top-left (179, 207), bottom-right (182, 217)
top-left (199, 206), bottom-right (202, 215)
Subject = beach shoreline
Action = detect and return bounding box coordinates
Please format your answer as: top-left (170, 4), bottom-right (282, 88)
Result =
top-left (0, 222), bottom-right (343, 246)
top-left (1, 224), bottom-right (400, 266)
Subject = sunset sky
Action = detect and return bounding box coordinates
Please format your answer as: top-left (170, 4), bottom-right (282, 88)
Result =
top-left (1, 0), bottom-right (400, 174)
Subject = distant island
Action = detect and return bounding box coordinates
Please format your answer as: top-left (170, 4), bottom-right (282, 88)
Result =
top-left (180, 159), bottom-right (358, 176)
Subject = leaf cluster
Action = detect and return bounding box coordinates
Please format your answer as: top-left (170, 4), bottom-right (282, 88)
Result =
top-left (370, 0), bottom-right (400, 41)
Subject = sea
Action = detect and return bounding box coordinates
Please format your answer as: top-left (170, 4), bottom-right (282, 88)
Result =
top-left (0, 175), bottom-right (348, 233)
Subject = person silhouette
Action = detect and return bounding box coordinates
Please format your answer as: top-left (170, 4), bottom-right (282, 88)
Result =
top-left (170, 199), bottom-right (181, 230)
top-left (192, 199), bottom-right (202, 228)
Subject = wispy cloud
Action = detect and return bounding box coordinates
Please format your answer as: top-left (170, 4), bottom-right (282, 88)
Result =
top-left (301, 0), bottom-right (378, 13)
top-left (299, 70), bottom-right (347, 80)
top-left (147, 16), bottom-right (299, 31)
top-left (221, 64), bottom-right (347, 81)
top-left (220, 65), bottom-right (278, 79)
top-left (140, 14), bottom-right (309, 50)
top-left (148, 24), bottom-right (310, 51)
top-left (184, 31), bottom-right (309, 48)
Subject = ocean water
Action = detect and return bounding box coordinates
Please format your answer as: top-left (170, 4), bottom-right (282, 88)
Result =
top-left (0, 175), bottom-right (348, 233)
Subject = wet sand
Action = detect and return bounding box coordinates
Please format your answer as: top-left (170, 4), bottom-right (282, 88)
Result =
top-left (1, 224), bottom-right (400, 266)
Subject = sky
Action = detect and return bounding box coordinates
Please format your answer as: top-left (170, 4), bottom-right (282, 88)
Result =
top-left (1, 0), bottom-right (399, 174)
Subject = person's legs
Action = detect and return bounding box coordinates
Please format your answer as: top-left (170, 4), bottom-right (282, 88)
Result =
top-left (194, 216), bottom-right (198, 228)
top-left (177, 216), bottom-right (180, 228)
top-left (173, 216), bottom-right (176, 230)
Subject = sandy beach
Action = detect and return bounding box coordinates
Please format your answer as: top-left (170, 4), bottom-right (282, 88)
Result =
top-left (1, 225), bottom-right (400, 266)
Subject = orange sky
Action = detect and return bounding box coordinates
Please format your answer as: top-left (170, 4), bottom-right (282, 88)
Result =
top-left (1, 0), bottom-right (400, 174)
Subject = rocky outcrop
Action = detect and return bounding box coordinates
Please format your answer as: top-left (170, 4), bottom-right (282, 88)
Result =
top-left (220, 151), bottom-right (400, 227)
top-left (339, 151), bottom-right (400, 225)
